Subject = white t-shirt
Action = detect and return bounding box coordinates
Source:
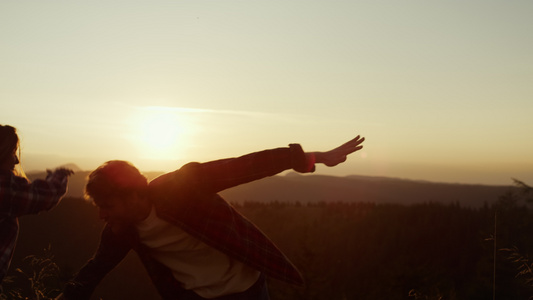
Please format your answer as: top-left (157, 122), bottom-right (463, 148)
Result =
top-left (135, 206), bottom-right (260, 298)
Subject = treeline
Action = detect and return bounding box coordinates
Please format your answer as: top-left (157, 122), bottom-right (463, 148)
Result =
top-left (236, 197), bottom-right (533, 300)
top-left (4, 183), bottom-right (533, 299)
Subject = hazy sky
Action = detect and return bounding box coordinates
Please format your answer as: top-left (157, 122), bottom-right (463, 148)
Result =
top-left (1, 1), bottom-right (532, 185)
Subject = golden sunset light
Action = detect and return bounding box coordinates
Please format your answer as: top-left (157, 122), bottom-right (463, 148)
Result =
top-left (1, 1), bottom-right (532, 185)
top-left (131, 106), bottom-right (188, 160)
top-left (3, 3), bottom-right (533, 299)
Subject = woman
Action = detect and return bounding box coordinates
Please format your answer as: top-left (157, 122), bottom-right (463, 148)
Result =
top-left (0, 125), bottom-right (73, 284)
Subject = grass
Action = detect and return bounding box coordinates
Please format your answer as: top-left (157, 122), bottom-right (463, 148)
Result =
top-left (1, 246), bottom-right (61, 300)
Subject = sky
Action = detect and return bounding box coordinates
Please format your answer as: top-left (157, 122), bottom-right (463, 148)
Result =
top-left (1, 1), bottom-right (532, 185)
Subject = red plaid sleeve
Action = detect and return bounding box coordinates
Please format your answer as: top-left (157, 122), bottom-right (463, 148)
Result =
top-left (0, 171), bottom-right (69, 217)
top-left (188, 144), bottom-right (315, 193)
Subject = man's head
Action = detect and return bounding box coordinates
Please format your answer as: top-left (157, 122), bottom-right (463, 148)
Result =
top-left (85, 160), bottom-right (150, 225)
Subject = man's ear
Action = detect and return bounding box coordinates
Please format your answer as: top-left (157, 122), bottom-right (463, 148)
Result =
top-left (130, 192), bottom-right (143, 208)
top-left (132, 191), bottom-right (149, 205)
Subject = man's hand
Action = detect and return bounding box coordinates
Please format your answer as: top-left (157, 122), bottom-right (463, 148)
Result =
top-left (314, 135), bottom-right (365, 167)
top-left (53, 293), bottom-right (65, 300)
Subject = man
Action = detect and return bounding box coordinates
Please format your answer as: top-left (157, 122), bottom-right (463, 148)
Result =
top-left (60, 136), bottom-right (365, 299)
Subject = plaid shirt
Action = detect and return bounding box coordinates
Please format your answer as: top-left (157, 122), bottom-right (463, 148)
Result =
top-left (64, 144), bottom-right (314, 299)
top-left (0, 170), bottom-right (69, 282)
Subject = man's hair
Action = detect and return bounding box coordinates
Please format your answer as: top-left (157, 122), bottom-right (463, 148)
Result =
top-left (85, 160), bottom-right (148, 202)
top-left (0, 125), bottom-right (24, 177)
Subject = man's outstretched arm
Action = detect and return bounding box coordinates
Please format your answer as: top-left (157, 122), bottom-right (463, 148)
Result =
top-left (152, 135), bottom-right (365, 194)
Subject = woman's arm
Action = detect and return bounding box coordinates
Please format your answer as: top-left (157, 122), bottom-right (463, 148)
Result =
top-left (1, 168), bottom-right (73, 216)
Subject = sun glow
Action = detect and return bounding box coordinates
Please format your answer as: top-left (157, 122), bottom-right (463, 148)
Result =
top-left (130, 106), bottom-right (192, 160)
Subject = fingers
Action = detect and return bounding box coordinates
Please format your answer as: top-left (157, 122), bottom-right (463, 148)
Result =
top-left (348, 135), bottom-right (365, 147)
top-left (53, 168), bottom-right (75, 177)
top-left (338, 135), bottom-right (365, 155)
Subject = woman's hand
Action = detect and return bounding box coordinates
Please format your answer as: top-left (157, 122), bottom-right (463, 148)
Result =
top-left (46, 167), bottom-right (75, 179)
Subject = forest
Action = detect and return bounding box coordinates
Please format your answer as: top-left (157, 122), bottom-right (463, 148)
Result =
top-left (2, 180), bottom-right (532, 300)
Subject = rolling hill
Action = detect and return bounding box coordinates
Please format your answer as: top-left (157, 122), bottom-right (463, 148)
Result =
top-left (27, 170), bottom-right (513, 208)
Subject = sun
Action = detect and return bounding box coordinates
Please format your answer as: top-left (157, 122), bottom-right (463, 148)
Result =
top-left (142, 114), bottom-right (180, 148)
top-left (131, 106), bottom-right (189, 160)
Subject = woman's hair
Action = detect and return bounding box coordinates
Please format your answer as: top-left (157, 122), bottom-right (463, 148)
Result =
top-left (0, 125), bottom-right (23, 176)
top-left (85, 160), bottom-right (148, 203)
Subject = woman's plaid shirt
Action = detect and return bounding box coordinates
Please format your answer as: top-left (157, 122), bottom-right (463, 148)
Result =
top-left (0, 170), bottom-right (69, 282)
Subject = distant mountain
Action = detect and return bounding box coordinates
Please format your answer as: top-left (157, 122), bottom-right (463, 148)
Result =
top-left (57, 163), bottom-right (83, 172)
top-left (26, 171), bottom-right (513, 208)
top-left (220, 173), bottom-right (512, 208)
top-left (26, 163), bottom-right (83, 174)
